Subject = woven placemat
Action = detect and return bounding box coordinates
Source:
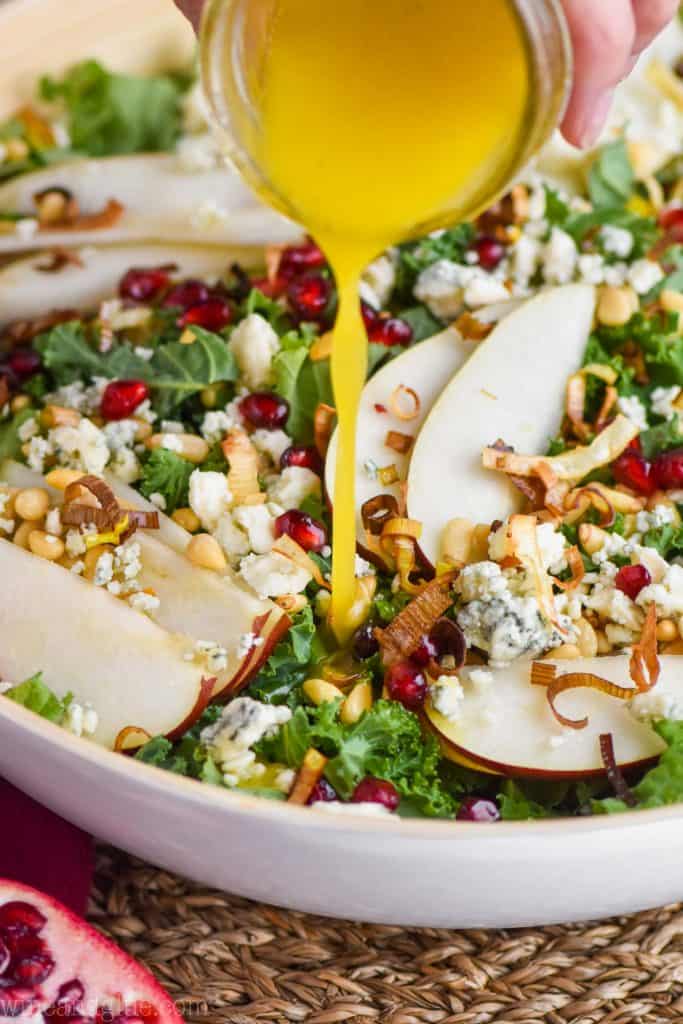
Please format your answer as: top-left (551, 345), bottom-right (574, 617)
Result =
top-left (91, 847), bottom-right (683, 1024)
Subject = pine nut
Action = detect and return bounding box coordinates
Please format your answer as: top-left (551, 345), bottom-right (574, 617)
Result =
top-left (10, 395), bottom-right (30, 413)
top-left (597, 286), bottom-right (638, 327)
top-left (441, 517), bottom-right (475, 567)
top-left (576, 618), bottom-right (598, 658)
top-left (172, 507), bottom-right (201, 533)
top-left (133, 419), bottom-right (153, 441)
top-left (578, 523), bottom-right (609, 556)
top-left (546, 643), bottom-right (581, 660)
top-left (5, 138), bottom-right (29, 161)
top-left (45, 468), bottom-right (86, 490)
top-left (596, 629), bottom-right (612, 655)
top-left (14, 488), bottom-right (50, 521)
top-left (341, 681), bottom-right (373, 725)
top-left (186, 533), bottom-right (227, 572)
top-left (13, 521), bottom-right (37, 549)
top-left (471, 524), bottom-right (491, 563)
top-left (40, 405), bottom-right (81, 429)
top-left (303, 678), bottom-right (344, 706)
top-left (28, 530), bottom-right (64, 561)
top-left (657, 618), bottom-right (678, 643)
top-left (276, 594), bottom-right (309, 614)
top-left (661, 289), bottom-right (683, 315)
top-left (147, 433), bottom-right (209, 464)
top-left (628, 139), bottom-right (665, 180)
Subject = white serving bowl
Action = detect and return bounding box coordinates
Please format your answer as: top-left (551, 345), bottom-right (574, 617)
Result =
top-left (2, 0), bottom-right (683, 927)
top-left (2, 697), bottom-right (683, 928)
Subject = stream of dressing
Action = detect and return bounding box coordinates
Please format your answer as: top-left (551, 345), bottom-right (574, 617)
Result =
top-left (225, 0), bottom-right (532, 640)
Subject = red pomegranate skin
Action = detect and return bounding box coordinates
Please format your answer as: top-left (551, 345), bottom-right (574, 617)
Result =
top-left (0, 878), bottom-right (182, 1023)
top-left (0, 781), bottom-right (92, 917)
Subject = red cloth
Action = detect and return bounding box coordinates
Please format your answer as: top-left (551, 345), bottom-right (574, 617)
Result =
top-left (0, 779), bottom-right (94, 916)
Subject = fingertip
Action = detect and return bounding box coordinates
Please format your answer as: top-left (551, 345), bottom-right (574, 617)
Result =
top-left (561, 87), bottom-right (615, 149)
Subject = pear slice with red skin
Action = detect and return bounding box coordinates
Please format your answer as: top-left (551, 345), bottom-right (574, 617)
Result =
top-left (425, 656), bottom-right (677, 778)
top-left (1, 460), bottom-right (290, 701)
top-left (0, 537), bottom-right (212, 749)
top-left (408, 284), bottom-right (597, 567)
top-left (0, 153), bottom-right (299, 253)
top-left (325, 327), bottom-right (475, 561)
top-left (0, 242), bottom-right (263, 328)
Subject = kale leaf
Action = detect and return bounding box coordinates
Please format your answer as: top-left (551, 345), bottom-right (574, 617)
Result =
top-left (138, 449), bottom-right (195, 514)
top-left (40, 60), bottom-right (189, 156)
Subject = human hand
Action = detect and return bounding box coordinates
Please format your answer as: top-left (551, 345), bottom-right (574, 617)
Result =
top-left (173, 0), bottom-right (679, 148)
top-left (560, 0), bottom-right (679, 147)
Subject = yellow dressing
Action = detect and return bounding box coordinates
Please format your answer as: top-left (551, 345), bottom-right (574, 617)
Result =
top-left (207, 0), bottom-right (533, 640)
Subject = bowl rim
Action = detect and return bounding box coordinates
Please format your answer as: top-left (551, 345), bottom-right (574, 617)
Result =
top-left (1, 695), bottom-right (678, 839)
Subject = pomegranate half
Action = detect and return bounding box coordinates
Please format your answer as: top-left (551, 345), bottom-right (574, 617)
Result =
top-left (0, 878), bottom-right (183, 1022)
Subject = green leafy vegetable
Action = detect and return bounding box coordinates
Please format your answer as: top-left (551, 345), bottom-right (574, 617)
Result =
top-left (594, 719), bottom-right (683, 813)
top-left (4, 673), bottom-right (71, 725)
top-left (40, 60), bottom-right (189, 156)
top-left (397, 305), bottom-right (442, 342)
top-left (139, 449), bottom-right (194, 514)
top-left (247, 607), bottom-right (318, 706)
top-left (149, 327), bottom-right (238, 415)
top-left (639, 418), bottom-right (683, 459)
top-left (273, 332), bottom-right (334, 443)
top-left (0, 408), bottom-right (36, 461)
top-left (34, 322), bottom-right (151, 384)
top-left (588, 140), bottom-right (635, 209)
top-left (392, 224), bottom-right (474, 305)
top-left (260, 699), bottom-right (457, 818)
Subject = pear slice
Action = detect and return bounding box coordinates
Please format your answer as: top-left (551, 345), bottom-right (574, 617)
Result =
top-left (425, 656), bottom-right (678, 778)
top-left (408, 284), bottom-right (597, 566)
top-left (0, 537), bottom-right (212, 750)
top-left (0, 461), bottom-right (290, 700)
top-left (0, 243), bottom-right (263, 328)
top-left (0, 154), bottom-right (300, 253)
top-left (325, 327), bottom-right (474, 557)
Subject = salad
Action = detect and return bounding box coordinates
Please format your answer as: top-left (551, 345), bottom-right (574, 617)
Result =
top-left (5, 42), bottom-right (683, 823)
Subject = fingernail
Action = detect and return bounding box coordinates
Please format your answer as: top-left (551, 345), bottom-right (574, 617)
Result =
top-left (575, 89), bottom-right (616, 149)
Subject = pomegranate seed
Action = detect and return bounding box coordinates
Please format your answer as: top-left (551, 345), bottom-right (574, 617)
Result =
top-left (0, 985), bottom-right (35, 1017)
top-left (279, 241), bottom-right (326, 278)
top-left (11, 953), bottom-right (55, 986)
top-left (251, 276), bottom-right (287, 298)
top-left (659, 207), bottom-right (683, 232)
top-left (361, 301), bottom-right (379, 330)
top-left (119, 267), bottom-right (171, 303)
top-left (0, 903), bottom-right (46, 936)
top-left (412, 635), bottom-right (438, 667)
top-left (7, 348), bottom-right (41, 380)
top-left (612, 449), bottom-right (655, 495)
top-left (615, 563), bottom-right (652, 600)
top-left (44, 979), bottom-right (85, 1018)
top-left (239, 392), bottom-right (290, 430)
top-left (374, 403), bottom-right (387, 414)
top-left (352, 623), bottom-right (379, 661)
top-left (471, 236), bottom-right (506, 271)
top-left (280, 445), bottom-right (323, 475)
top-left (162, 280), bottom-right (210, 310)
top-left (275, 509), bottom-right (327, 552)
top-left (100, 380), bottom-right (149, 422)
top-left (652, 447), bottom-right (683, 490)
top-left (3, 934), bottom-right (45, 959)
top-left (351, 777), bottom-right (400, 811)
top-left (456, 797), bottom-right (500, 822)
top-left (367, 316), bottom-right (413, 347)
top-left (287, 273), bottom-right (332, 322)
top-left (178, 299), bottom-right (233, 331)
top-left (385, 661), bottom-right (427, 711)
top-left (307, 779), bottom-right (337, 804)
top-left (0, 938), bottom-right (9, 975)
